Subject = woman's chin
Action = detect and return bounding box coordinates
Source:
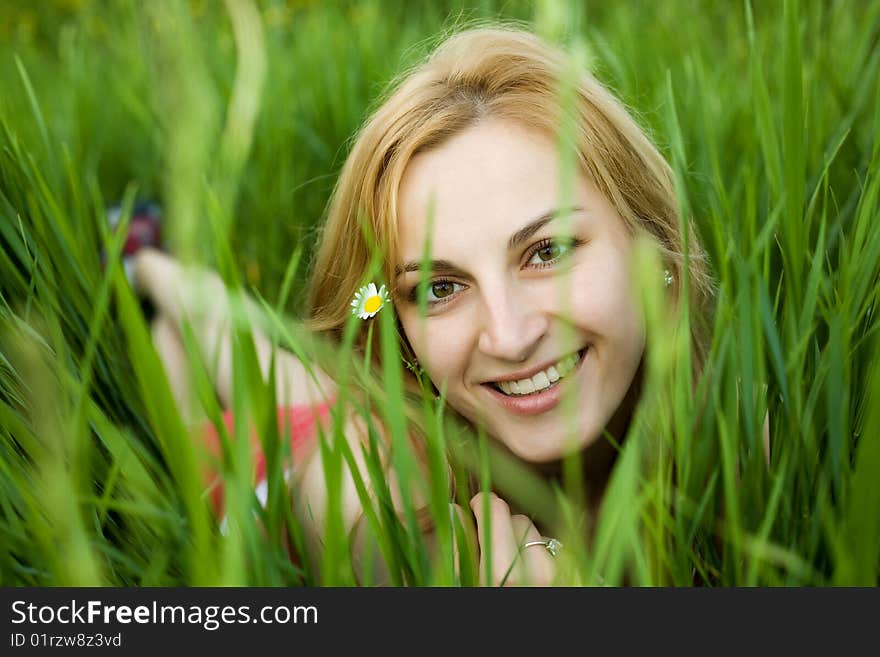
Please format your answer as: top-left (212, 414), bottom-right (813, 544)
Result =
top-left (501, 426), bottom-right (602, 464)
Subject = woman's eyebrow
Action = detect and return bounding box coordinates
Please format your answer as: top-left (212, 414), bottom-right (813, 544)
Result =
top-left (395, 259), bottom-right (459, 277)
top-left (395, 206), bottom-right (585, 278)
top-left (507, 205), bottom-right (585, 250)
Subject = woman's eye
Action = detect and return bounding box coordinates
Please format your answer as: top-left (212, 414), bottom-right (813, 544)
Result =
top-left (536, 244), bottom-right (562, 261)
top-left (429, 281), bottom-right (457, 299)
top-left (427, 280), bottom-right (464, 303)
top-left (525, 239), bottom-right (577, 267)
top-left (408, 279), bottom-right (464, 306)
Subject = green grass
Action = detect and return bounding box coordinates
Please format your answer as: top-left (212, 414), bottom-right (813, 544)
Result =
top-left (1, 0), bottom-right (879, 586)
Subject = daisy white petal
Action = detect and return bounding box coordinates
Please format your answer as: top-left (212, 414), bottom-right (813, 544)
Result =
top-left (351, 282), bottom-right (389, 319)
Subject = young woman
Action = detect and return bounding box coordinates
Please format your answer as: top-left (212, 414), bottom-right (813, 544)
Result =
top-left (131, 25), bottom-right (715, 585)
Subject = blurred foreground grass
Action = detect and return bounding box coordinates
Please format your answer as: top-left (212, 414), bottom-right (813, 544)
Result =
top-left (0, 0), bottom-right (879, 585)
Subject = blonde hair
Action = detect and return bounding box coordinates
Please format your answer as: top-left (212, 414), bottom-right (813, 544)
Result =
top-left (306, 25), bottom-right (714, 381)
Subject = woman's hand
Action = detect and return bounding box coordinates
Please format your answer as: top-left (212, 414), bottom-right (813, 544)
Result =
top-left (469, 492), bottom-right (557, 586)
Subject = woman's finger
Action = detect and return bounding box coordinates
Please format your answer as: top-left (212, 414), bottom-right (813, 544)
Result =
top-left (470, 492), bottom-right (520, 586)
top-left (511, 515), bottom-right (555, 586)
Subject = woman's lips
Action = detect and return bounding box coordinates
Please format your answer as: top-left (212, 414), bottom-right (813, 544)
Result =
top-left (481, 347), bottom-right (588, 417)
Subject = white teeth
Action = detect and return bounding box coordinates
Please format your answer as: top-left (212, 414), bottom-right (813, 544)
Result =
top-left (493, 349), bottom-right (584, 397)
top-left (518, 378), bottom-right (537, 394)
top-left (557, 354), bottom-right (577, 377)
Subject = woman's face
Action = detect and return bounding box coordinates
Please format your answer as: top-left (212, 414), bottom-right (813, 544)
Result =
top-left (395, 118), bottom-right (645, 463)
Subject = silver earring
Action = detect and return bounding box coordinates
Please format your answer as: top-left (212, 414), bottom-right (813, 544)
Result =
top-left (663, 269), bottom-right (674, 287)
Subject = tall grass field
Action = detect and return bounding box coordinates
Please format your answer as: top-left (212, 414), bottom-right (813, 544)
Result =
top-left (0, 0), bottom-right (878, 586)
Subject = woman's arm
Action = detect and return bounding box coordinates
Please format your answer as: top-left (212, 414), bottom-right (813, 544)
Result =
top-left (132, 248), bottom-right (336, 409)
top-left (292, 410), bottom-right (438, 584)
top-left (133, 250), bottom-right (459, 582)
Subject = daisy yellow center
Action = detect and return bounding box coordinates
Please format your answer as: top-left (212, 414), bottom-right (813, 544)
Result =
top-left (364, 295), bottom-right (383, 313)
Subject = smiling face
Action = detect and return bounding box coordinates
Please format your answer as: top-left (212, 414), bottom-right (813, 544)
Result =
top-left (394, 118), bottom-right (646, 463)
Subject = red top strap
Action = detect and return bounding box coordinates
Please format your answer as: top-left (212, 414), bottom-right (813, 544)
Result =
top-left (200, 402), bottom-right (333, 515)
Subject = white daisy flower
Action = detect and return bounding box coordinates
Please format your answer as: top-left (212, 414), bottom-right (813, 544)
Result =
top-left (351, 282), bottom-right (390, 319)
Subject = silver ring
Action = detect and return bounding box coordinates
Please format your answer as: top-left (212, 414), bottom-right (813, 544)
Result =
top-left (522, 537), bottom-right (563, 558)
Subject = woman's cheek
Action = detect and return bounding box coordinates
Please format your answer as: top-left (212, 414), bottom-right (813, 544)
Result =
top-left (410, 317), bottom-right (466, 384)
top-left (399, 312), bottom-right (431, 367)
top-left (425, 318), bottom-right (467, 384)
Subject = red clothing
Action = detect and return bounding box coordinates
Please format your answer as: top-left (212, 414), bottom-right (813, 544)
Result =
top-left (200, 402), bottom-right (332, 515)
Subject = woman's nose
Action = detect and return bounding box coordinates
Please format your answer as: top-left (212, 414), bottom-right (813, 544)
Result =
top-left (477, 286), bottom-right (548, 362)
